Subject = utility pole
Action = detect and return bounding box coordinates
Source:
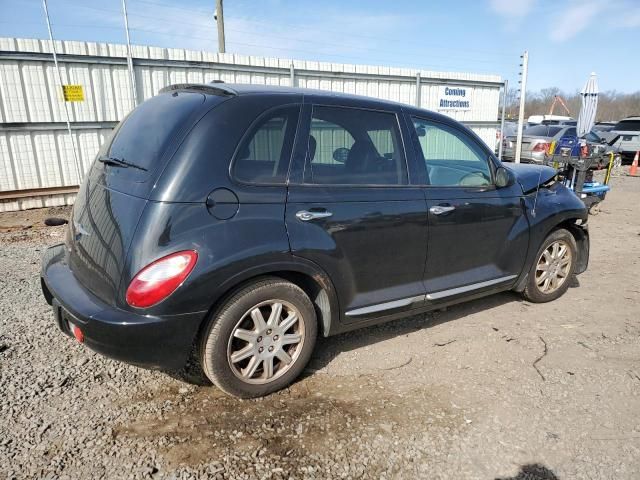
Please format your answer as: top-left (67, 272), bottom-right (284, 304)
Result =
top-left (514, 50), bottom-right (528, 164)
top-left (42, 0), bottom-right (82, 183)
top-left (214, 0), bottom-right (226, 53)
top-left (121, 0), bottom-right (138, 106)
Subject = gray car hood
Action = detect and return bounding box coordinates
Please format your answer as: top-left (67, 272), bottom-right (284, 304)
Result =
top-left (503, 163), bottom-right (556, 194)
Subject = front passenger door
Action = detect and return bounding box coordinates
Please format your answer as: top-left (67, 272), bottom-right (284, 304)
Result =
top-left (410, 117), bottom-right (529, 301)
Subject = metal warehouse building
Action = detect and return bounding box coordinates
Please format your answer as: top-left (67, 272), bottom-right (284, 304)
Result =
top-left (0, 37), bottom-right (504, 212)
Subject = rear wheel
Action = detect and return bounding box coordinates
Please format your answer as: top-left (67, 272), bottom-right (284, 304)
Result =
top-left (200, 278), bottom-right (317, 398)
top-left (522, 228), bottom-right (577, 303)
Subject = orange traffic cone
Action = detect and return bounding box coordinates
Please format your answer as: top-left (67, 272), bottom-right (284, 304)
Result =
top-left (630, 151), bottom-right (639, 177)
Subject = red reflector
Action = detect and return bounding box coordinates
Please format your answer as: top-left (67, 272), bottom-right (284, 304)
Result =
top-left (71, 324), bottom-right (84, 343)
top-left (126, 250), bottom-right (198, 308)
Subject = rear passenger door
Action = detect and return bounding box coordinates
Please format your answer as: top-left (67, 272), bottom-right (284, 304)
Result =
top-left (286, 104), bottom-right (428, 323)
top-left (408, 116), bottom-right (529, 301)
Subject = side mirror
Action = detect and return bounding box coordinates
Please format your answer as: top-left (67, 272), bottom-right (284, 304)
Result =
top-left (495, 166), bottom-right (515, 188)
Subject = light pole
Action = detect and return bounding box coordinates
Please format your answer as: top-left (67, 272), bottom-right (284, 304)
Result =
top-left (515, 51), bottom-right (529, 164)
top-left (41, 0), bottom-right (82, 183)
top-left (121, 0), bottom-right (138, 106)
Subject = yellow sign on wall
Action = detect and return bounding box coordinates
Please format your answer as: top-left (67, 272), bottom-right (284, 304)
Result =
top-left (62, 85), bottom-right (84, 102)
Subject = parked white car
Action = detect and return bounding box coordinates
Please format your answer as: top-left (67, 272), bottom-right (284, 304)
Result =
top-left (527, 115), bottom-right (575, 125)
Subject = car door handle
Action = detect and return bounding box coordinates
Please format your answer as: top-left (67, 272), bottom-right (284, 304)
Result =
top-left (296, 210), bottom-right (333, 221)
top-left (429, 205), bottom-right (455, 215)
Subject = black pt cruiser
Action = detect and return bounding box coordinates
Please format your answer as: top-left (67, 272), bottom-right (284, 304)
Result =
top-left (41, 83), bottom-right (589, 398)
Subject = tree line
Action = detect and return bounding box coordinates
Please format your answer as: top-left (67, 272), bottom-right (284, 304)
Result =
top-left (505, 87), bottom-right (640, 122)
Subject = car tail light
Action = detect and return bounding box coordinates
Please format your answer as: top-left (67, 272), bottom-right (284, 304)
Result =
top-left (532, 142), bottom-right (550, 153)
top-left (126, 250), bottom-right (198, 308)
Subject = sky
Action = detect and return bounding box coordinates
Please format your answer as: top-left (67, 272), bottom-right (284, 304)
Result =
top-left (1, 0), bottom-right (639, 94)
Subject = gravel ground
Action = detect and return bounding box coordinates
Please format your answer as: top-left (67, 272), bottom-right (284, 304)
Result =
top-left (1, 174), bottom-right (639, 479)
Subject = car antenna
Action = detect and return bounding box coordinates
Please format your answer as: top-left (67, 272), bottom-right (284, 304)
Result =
top-left (530, 169), bottom-right (543, 218)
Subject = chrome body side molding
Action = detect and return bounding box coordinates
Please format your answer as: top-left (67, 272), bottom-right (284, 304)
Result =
top-left (344, 275), bottom-right (517, 317)
top-left (345, 295), bottom-right (424, 317)
top-left (426, 275), bottom-right (517, 301)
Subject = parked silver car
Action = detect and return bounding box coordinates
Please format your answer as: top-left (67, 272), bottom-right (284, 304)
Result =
top-left (606, 117), bottom-right (640, 162)
top-left (502, 125), bottom-right (574, 163)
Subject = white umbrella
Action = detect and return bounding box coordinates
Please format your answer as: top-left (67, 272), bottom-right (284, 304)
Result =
top-left (576, 72), bottom-right (598, 137)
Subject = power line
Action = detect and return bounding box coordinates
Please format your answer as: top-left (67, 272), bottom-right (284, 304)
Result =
top-left (120, 23), bottom-right (506, 73)
top-left (225, 16), bottom-right (521, 58)
top-left (114, 8), bottom-right (516, 68)
top-left (3, 1), bottom-right (517, 75)
top-left (133, 0), bottom-right (212, 14)
top-left (120, 0), bottom-right (519, 59)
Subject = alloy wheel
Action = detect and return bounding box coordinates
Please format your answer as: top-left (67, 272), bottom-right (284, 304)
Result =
top-left (227, 300), bottom-right (305, 384)
top-left (535, 240), bottom-right (572, 294)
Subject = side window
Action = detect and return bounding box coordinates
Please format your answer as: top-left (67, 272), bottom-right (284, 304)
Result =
top-left (309, 119), bottom-right (354, 165)
top-left (306, 106), bottom-right (407, 185)
top-left (232, 105), bottom-right (299, 184)
top-left (412, 117), bottom-right (492, 187)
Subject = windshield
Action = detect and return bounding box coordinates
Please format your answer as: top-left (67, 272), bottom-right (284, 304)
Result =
top-left (613, 120), bottom-right (640, 132)
top-left (523, 125), bottom-right (563, 137)
top-left (95, 91), bottom-right (206, 180)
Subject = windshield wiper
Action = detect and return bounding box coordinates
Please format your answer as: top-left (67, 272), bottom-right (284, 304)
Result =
top-left (98, 156), bottom-right (148, 172)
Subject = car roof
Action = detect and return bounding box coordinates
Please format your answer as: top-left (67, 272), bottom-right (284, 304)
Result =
top-left (162, 82), bottom-right (409, 110)
top-left (618, 116), bottom-right (640, 121)
top-left (160, 82), bottom-right (463, 127)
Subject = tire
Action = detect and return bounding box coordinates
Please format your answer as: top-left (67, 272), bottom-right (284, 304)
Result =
top-left (200, 277), bottom-right (317, 398)
top-left (522, 228), bottom-right (577, 303)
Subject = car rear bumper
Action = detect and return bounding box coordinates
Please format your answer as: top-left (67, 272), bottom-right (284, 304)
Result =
top-left (41, 244), bottom-right (206, 371)
top-left (501, 149), bottom-right (545, 164)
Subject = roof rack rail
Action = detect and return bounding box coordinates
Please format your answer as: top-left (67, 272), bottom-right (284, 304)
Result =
top-left (159, 83), bottom-right (237, 96)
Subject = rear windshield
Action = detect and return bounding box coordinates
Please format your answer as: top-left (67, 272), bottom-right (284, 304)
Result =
top-left (523, 125), bottom-right (563, 137)
top-left (95, 91), bottom-right (206, 179)
top-left (613, 120), bottom-right (640, 131)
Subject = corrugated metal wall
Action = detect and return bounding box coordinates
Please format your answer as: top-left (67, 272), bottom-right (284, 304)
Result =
top-left (0, 37), bottom-right (503, 211)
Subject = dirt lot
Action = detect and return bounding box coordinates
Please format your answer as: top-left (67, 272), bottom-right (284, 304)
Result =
top-left (1, 174), bottom-right (639, 479)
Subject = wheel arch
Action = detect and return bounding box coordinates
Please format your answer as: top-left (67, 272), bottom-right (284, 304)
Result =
top-left (514, 215), bottom-right (589, 292)
top-left (197, 258), bottom-right (339, 344)
top-left (553, 218), bottom-right (589, 275)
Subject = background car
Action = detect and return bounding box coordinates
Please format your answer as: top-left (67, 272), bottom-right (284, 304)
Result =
top-left (495, 120), bottom-right (517, 154)
top-left (604, 116), bottom-right (640, 163)
top-left (541, 119), bottom-right (577, 126)
top-left (501, 125), bottom-right (614, 164)
top-left (502, 124), bottom-right (571, 163)
top-left (593, 121), bottom-right (617, 133)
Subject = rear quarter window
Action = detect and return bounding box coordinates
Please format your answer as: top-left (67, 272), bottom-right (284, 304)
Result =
top-left (231, 105), bottom-right (300, 185)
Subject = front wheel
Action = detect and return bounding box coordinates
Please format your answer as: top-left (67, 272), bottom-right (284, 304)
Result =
top-left (522, 228), bottom-right (577, 303)
top-left (200, 278), bottom-right (317, 398)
